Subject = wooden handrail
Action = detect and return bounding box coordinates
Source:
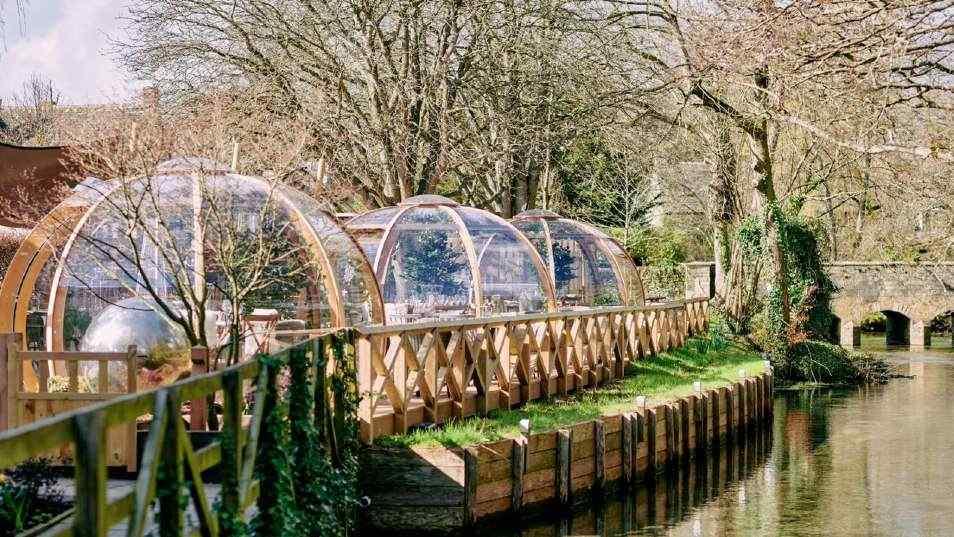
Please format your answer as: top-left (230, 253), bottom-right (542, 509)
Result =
top-left (0, 299), bottom-right (711, 534)
top-left (0, 330), bottom-right (356, 536)
top-left (354, 299), bottom-right (710, 441)
top-left (355, 299), bottom-right (707, 336)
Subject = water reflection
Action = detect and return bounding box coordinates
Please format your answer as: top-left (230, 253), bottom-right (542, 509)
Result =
top-left (485, 428), bottom-right (772, 536)
top-left (490, 349), bottom-right (954, 536)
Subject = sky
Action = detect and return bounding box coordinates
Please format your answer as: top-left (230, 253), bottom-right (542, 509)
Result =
top-left (0, 1), bottom-right (136, 105)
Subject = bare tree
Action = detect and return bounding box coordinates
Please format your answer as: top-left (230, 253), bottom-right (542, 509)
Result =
top-left (0, 73), bottom-right (62, 145)
top-left (43, 88), bottom-right (327, 373)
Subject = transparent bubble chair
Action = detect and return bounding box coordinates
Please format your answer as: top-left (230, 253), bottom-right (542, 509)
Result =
top-left (345, 195), bottom-right (557, 323)
top-left (511, 209), bottom-right (645, 309)
top-left (0, 157), bottom-right (383, 391)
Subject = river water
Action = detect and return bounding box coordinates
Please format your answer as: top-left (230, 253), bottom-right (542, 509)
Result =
top-left (489, 334), bottom-right (954, 536)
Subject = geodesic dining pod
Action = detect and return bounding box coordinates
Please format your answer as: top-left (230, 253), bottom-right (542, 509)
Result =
top-left (345, 195), bottom-right (557, 323)
top-left (0, 158), bottom-right (383, 391)
top-left (511, 209), bottom-right (645, 309)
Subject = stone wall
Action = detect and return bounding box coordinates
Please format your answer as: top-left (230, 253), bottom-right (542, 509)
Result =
top-left (684, 262), bottom-right (715, 300)
top-left (674, 261), bottom-right (954, 348)
top-left (827, 262), bottom-right (954, 348)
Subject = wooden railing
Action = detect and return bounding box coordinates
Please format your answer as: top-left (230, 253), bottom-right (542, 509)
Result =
top-left (3, 342), bottom-right (139, 471)
top-left (0, 298), bottom-right (710, 534)
top-left (0, 330), bottom-right (355, 537)
top-left (355, 298), bottom-right (709, 442)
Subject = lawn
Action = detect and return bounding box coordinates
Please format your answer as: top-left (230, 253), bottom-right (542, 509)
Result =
top-left (374, 328), bottom-right (766, 448)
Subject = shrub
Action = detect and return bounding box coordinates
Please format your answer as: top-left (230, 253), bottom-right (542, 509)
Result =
top-left (0, 459), bottom-right (68, 536)
top-left (783, 340), bottom-right (891, 385)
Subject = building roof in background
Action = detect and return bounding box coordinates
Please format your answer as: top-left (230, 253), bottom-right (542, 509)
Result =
top-left (0, 142), bottom-right (77, 228)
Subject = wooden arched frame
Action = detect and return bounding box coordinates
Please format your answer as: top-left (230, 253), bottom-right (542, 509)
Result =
top-left (512, 216), bottom-right (646, 307)
top-left (368, 203), bottom-right (557, 318)
top-left (45, 185), bottom-right (116, 351)
top-left (603, 237), bottom-right (646, 306)
top-left (38, 177), bottom-right (384, 351)
top-left (0, 196), bottom-right (93, 389)
top-left (475, 211), bottom-right (557, 313)
top-left (272, 183), bottom-right (385, 327)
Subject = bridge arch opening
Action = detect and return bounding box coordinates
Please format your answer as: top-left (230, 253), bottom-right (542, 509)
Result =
top-left (927, 310), bottom-right (954, 349)
top-left (856, 310), bottom-right (912, 349)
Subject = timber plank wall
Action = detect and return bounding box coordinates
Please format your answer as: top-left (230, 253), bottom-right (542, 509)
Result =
top-left (359, 372), bottom-right (773, 534)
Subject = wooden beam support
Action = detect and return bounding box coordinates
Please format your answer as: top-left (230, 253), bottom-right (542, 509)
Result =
top-left (511, 437), bottom-right (526, 514)
top-left (556, 428), bottom-right (571, 506)
top-left (621, 413), bottom-right (633, 485)
top-left (594, 418), bottom-right (606, 490)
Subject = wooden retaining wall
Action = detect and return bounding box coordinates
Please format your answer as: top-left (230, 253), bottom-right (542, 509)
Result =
top-left (360, 372), bottom-right (773, 533)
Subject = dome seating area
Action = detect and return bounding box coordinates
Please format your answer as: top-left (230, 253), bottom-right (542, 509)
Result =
top-left (0, 161), bottom-right (645, 393)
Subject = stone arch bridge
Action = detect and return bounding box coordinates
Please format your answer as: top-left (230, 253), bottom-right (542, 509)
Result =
top-left (827, 262), bottom-right (954, 348)
top-left (684, 261), bottom-right (954, 349)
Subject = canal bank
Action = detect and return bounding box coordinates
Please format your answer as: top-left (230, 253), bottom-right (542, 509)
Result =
top-left (472, 348), bottom-right (952, 536)
top-left (358, 372), bottom-right (773, 534)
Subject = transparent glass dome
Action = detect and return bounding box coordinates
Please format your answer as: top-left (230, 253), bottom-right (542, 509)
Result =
top-left (511, 210), bottom-right (645, 309)
top-left (346, 195), bottom-right (556, 323)
top-left (0, 158), bottom-right (383, 389)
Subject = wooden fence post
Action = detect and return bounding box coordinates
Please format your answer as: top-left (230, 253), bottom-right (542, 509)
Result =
top-left (125, 345), bottom-right (138, 472)
top-left (6, 337), bottom-right (20, 430)
top-left (73, 409), bottom-right (107, 537)
top-left (190, 346), bottom-right (209, 431)
top-left (220, 370), bottom-right (243, 535)
top-left (556, 429), bottom-right (571, 506)
top-left (159, 388), bottom-right (185, 536)
top-left (0, 333), bottom-right (15, 431)
top-left (512, 437), bottom-right (527, 514)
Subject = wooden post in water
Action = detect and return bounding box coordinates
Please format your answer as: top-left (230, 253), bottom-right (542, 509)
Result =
top-left (511, 437), bottom-right (526, 514)
top-left (464, 447), bottom-right (478, 526)
top-left (724, 387), bottom-right (734, 442)
top-left (622, 413), bottom-right (633, 484)
top-left (679, 398), bottom-right (691, 464)
top-left (556, 428), bottom-right (572, 505)
top-left (634, 410), bottom-right (646, 482)
top-left (647, 408), bottom-right (658, 474)
top-left (594, 418), bottom-right (606, 490)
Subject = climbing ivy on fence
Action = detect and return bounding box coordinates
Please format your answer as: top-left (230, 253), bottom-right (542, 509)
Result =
top-left (217, 336), bottom-right (361, 537)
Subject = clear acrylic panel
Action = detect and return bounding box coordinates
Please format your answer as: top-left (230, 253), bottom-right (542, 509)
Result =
top-left (51, 171), bottom-right (345, 388)
top-left (458, 208), bottom-right (549, 314)
top-left (379, 207), bottom-right (474, 323)
top-left (546, 220), bottom-right (622, 307)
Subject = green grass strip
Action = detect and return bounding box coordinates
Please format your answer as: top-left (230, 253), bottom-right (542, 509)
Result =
top-left (374, 332), bottom-right (766, 449)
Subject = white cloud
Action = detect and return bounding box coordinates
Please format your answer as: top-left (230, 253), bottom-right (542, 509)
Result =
top-left (0, 1), bottom-right (136, 105)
